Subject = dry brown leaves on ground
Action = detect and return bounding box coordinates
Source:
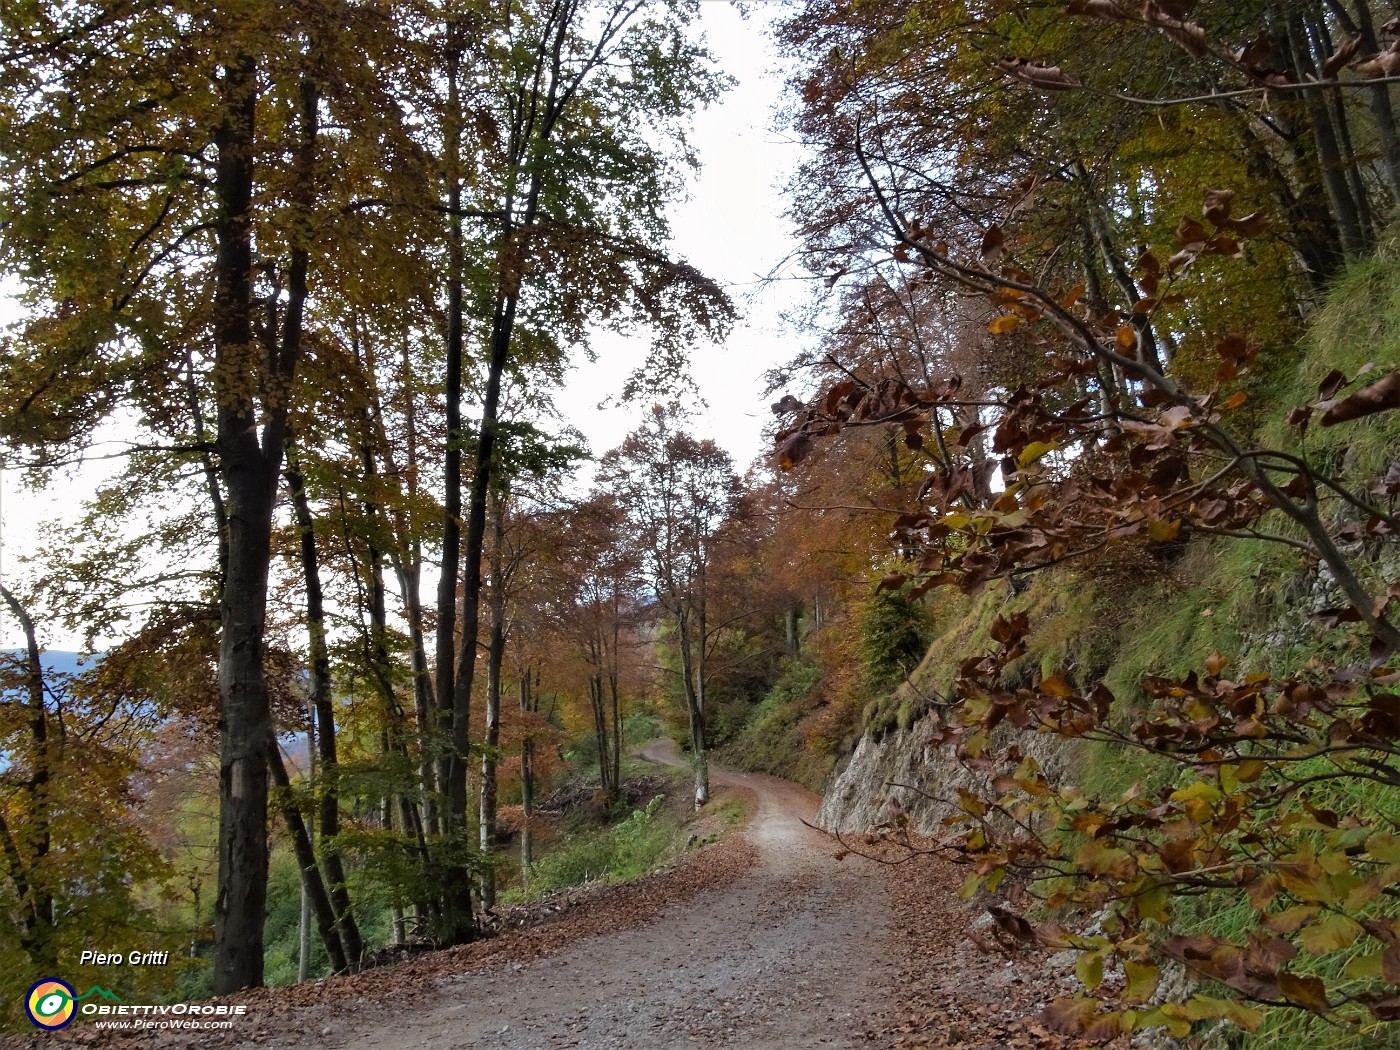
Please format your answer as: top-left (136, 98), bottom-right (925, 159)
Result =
top-left (15, 820), bottom-right (759, 1050)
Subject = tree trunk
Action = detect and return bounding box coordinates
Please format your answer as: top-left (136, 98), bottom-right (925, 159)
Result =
top-left (267, 733), bottom-right (349, 975)
top-left (434, 25), bottom-right (466, 848)
top-left (675, 612), bottom-right (709, 808)
top-left (286, 447), bottom-right (364, 968)
top-left (520, 671), bottom-right (535, 881)
top-left (0, 584), bottom-right (54, 962)
top-left (589, 671), bottom-right (611, 794)
top-left (212, 51), bottom-right (271, 995)
top-left (1341, 0), bottom-right (1400, 204)
top-left (478, 508), bottom-right (506, 911)
top-left (1283, 11), bottom-right (1368, 256)
top-left (608, 666), bottom-right (622, 796)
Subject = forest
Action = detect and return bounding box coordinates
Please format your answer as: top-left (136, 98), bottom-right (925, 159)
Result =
top-left (5, 0), bottom-right (1400, 1046)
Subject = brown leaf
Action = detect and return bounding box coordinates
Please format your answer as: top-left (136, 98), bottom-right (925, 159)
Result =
top-left (1167, 247), bottom-right (1197, 274)
top-left (1176, 215), bottom-right (1209, 247)
top-left (988, 906), bottom-right (1035, 942)
top-left (1318, 368), bottom-right (1349, 400)
top-left (1203, 188), bottom-right (1234, 225)
top-left (1384, 944), bottom-right (1400, 985)
top-left (775, 432), bottom-right (812, 471)
top-left (1043, 997), bottom-right (1097, 1034)
top-left (1320, 373), bottom-right (1400, 426)
top-left (825, 379), bottom-right (858, 416)
top-left (1069, 0), bottom-right (1128, 20)
top-left (1207, 234), bottom-right (1242, 257)
top-left (1324, 34), bottom-right (1364, 78)
top-left (877, 571), bottom-right (908, 593)
top-left (981, 224), bottom-right (1006, 260)
top-left (994, 57), bottom-right (1082, 91)
top-left (1357, 49), bottom-right (1400, 78)
top-left (1145, 3), bottom-right (1211, 58)
top-left (1278, 972), bottom-right (1329, 1012)
top-left (1221, 210), bottom-right (1269, 238)
top-left (1237, 31), bottom-right (1273, 69)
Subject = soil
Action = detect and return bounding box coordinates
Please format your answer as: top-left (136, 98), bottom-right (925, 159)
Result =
top-left (28, 745), bottom-right (1091, 1049)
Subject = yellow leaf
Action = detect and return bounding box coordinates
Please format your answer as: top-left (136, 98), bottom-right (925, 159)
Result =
top-left (1148, 518), bottom-right (1182, 542)
top-left (1221, 390), bottom-right (1248, 410)
top-left (1237, 759), bottom-right (1265, 782)
top-left (988, 314), bottom-right (1021, 334)
top-left (1368, 831), bottom-right (1400, 863)
top-left (1116, 324), bottom-right (1138, 351)
top-left (1300, 912), bottom-right (1363, 954)
top-left (1123, 960), bottom-right (1159, 1003)
top-left (1018, 440), bottom-right (1056, 467)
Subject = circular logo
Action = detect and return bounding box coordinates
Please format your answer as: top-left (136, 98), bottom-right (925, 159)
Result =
top-left (25, 978), bottom-right (76, 1030)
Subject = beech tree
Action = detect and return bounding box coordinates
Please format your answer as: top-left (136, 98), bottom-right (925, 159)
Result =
top-left (0, 0), bottom-right (441, 991)
top-left (600, 406), bottom-right (744, 807)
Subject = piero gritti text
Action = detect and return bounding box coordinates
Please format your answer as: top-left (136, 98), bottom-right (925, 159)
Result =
top-left (79, 950), bottom-right (171, 966)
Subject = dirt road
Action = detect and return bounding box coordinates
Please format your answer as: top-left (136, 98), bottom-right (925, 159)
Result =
top-left (233, 744), bottom-right (898, 1049)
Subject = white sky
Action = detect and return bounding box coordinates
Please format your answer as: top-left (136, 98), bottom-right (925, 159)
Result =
top-left (0, 2), bottom-right (811, 650)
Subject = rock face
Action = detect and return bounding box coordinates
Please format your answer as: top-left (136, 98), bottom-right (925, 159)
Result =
top-left (817, 715), bottom-right (937, 833)
top-left (816, 710), bottom-right (1075, 835)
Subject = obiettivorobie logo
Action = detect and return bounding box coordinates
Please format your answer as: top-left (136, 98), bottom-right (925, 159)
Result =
top-left (24, 979), bottom-right (248, 1031)
top-left (25, 979), bottom-right (118, 1030)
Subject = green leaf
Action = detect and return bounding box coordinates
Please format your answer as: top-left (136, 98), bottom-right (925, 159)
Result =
top-left (1346, 950), bottom-right (1385, 980)
top-left (1179, 996), bottom-right (1267, 1031)
top-left (1076, 951), bottom-right (1105, 991)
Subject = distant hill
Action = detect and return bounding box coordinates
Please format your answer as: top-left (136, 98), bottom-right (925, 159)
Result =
top-left (0, 649), bottom-right (100, 679)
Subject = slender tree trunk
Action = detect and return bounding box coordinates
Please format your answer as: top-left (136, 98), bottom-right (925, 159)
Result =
top-left (0, 584), bottom-right (54, 962)
top-left (479, 504), bottom-right (506, 911)
top-left (1074, 163), bottom-right (1165, 374)
top-left (519, 671), bottom-right (534, 881)
top-left (609, 668), bottom-right (622, 794)
top-left (286, 447), bottom-right (364, 968)
top-left (608, 593), bottom-right (622, 790)
top-left (1335, 0), bottom-right (1400, 203)
top-left (267, 733), bottom-right (349, 975)
top-left (435, 24), bottom-right (466, 859)
top-left (1283, 11), bottom-right (1368, 256)
top-left (675, 612), bottom-right (709, 807)
top-left (1233, 119), bottom-right (1342, 285)
top-left (213, 54), bottom-right (318, 993)
top-left (1305, 4), bottom-right (1375, 240)
top-left (589, 671), bottom-right (611, 794)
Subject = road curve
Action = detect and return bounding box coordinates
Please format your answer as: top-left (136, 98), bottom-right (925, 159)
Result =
top-left (248, 744), bottom-right (898, 1049)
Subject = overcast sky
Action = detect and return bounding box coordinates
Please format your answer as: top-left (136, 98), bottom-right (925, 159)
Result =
top-left (0, 2), bottom-right (811, 651)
